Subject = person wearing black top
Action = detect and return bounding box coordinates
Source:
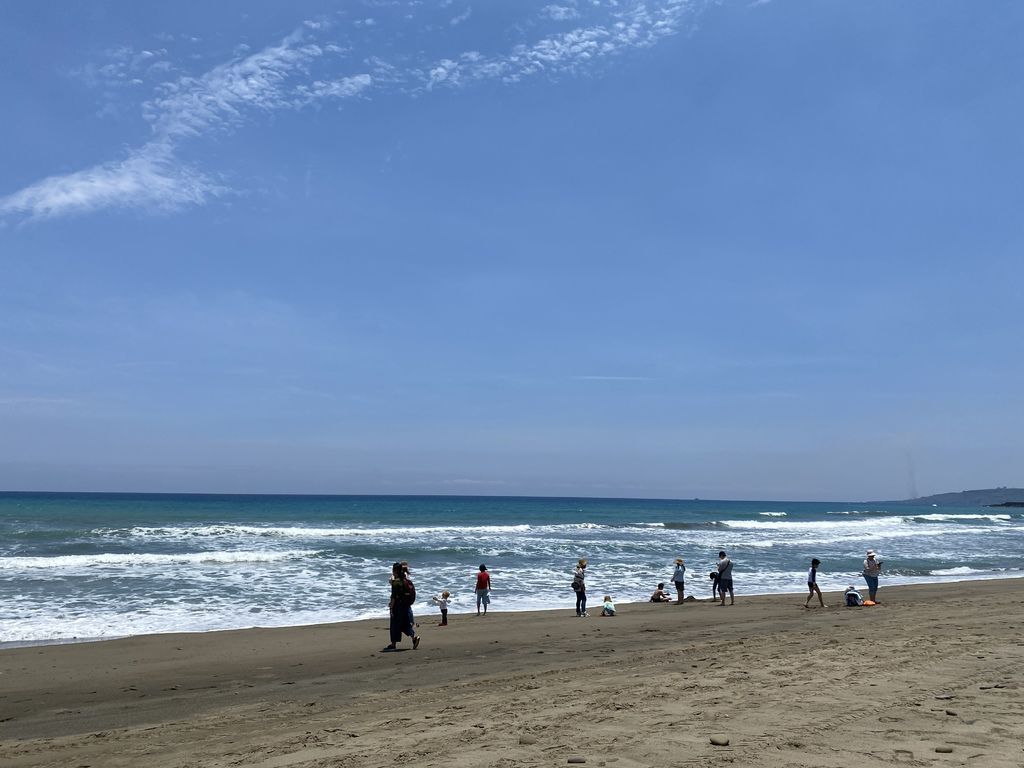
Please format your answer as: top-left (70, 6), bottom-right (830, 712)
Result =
top-left (383, 561), bottom-right (421, 651)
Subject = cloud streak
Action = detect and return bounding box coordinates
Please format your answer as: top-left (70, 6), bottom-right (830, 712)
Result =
top-left (0, 142), bottom-right (220, 220)
top-left (1, 1), bottom-right (713, 223)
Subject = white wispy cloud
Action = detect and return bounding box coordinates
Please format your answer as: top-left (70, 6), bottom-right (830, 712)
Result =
top-left (541, 4), bottom-right (581, 21)
top-left (450, 7), bottom-right (473, 26)
top-left (1, 1), bottom-right (713, 223)
top-left (0, 142), bottom-right (221, 220)
top-left (1, 28), bottom-right (369, 222)
top-left (142, 31), bottom-right (327, 140)
top-left (415, 0), bottom-right (712, 88)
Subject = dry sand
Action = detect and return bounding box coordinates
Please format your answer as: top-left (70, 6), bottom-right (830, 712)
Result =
top-left (1, 579), bottom-right (1023, 767)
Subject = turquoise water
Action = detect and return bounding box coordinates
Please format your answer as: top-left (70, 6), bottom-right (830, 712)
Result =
top-left (1, 492), bottom-right (1021, 644)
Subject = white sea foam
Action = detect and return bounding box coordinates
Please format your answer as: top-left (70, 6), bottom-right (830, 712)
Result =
top-left (719, 517), bottom-right (892, 531)
top-left (759, 512), bottom-right (787, 517)
top-left (0, 549), bottom-right (320, 570)
top-left (100, 523), bottom-right (538, 540)
top-left (912, 514), bottom-right (1012, 523)
top-left (930, 566), bottom-right (987, 576)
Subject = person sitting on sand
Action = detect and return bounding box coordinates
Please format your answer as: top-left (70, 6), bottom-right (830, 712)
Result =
top-left (709, 571), bottom-right (721, 601)
top-left (844, 585), bottom-right (864, 606)
top-left (650, 583), bottom-right (673, 603)
top-left (601, 595), bottom-right (616, 616)
top-left (431, 590), bottom-right (452, 626)
top-left (804, 558), bottom-right (827, 608)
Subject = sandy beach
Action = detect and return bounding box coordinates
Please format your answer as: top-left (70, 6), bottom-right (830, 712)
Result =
top-left (2, 579), bottom-right (1022, 767)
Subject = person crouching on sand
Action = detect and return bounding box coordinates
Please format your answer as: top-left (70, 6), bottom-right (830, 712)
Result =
top-left (709, 571), bottom-right (721, 601)
top-left (804, 558), bottom-right (826, 608)
top-left (672, 558), bottom-right (686, 604)
top-left (431, 590), bottom-right (452, 626)
top-left (601, 595), bottom-right (616, 616)
top-left (650, 583), bottom-right (673, 603)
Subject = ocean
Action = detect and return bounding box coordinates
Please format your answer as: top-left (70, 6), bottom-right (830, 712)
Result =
top-left (1, 492), bottom-right (1021, 645)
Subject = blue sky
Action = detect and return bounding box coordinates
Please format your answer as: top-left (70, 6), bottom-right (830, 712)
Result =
top-left (1, 0), bottom-right (1022, 500)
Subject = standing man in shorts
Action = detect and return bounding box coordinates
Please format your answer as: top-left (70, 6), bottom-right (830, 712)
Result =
top-left (717, 550), bottom-right (735, 606)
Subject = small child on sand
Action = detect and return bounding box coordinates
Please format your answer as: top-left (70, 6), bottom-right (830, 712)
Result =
top-left (650, 583), bottom-right (673, 603)
top-left (804, 558), bottom-right (826, 608)
top-left (709, 571), bottom-right (721, 601)
top-left (601, 595), bottom-right (616, 616)
top-left (844, 585), bottom-right (864, 606)
top-left (431, 590), bottom-right (452, 626)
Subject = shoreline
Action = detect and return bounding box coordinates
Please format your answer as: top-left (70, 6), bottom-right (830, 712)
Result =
top-left (5, 569), bottom-right (1024, 650)
top-left (2, 577), bottom-right (1023, 767)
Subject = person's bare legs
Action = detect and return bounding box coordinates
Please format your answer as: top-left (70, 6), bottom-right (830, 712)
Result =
top-left (805, 583), bottom-right (825, 608)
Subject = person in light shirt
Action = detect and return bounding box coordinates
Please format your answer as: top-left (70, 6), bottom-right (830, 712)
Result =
top-left (862, 550), bottom-right (883, 602)
top-left (600, 595), bottom-right (616, 616)
top-left (672, 558), bottom-right (687, 604)
top-left (717, 551), bottom-right (735, 606)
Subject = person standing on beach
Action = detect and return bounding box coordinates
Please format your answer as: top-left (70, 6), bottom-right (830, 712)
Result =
top-left (573, 558), bottom-right (588, 617)
top-left (431, 590), bottom-right (452, 626)
top-left (672, 558), bottom-right (686, 604)
top-left (862, 549), bottom-right (883, 602)
top-left (384, 561), bottom-right (420, 651)
top-left (717, 551), bottom-right (734, 606)
top-left (804, 558), bottom-right (826, 608)
top-left (475, 564), bottom-right (491, 616)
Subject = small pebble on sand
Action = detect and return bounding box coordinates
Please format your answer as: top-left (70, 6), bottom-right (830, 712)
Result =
top-left (567, 757), bottom-right (586, 764)
top-left (935, 746), bottom-right (953, 754)
top-left (710, 736), bottom-right (730, 746)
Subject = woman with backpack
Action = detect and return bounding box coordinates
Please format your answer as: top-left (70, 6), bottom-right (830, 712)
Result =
top-left (383, 561), bottom-right (420, 651)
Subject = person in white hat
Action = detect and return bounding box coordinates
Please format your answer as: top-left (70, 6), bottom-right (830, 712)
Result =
top-left (862, 549), bottom-right (883, 602)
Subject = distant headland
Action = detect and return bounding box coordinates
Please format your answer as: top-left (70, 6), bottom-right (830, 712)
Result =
top-left (881, 487), bottom-right (1024, 507)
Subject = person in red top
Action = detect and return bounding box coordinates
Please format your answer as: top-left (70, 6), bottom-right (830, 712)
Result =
top-left (475, 563), bottom-right (491, 616)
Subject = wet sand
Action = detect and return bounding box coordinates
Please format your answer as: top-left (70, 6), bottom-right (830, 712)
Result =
top-left (2, 579), bottom-right (1023, 767)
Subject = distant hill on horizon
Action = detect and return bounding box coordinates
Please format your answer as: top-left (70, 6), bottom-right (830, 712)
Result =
top-left (881, 487), bottom-right (1024, 506)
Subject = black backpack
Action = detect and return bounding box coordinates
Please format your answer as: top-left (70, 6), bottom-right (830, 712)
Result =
top-left (399, 576), bottom-right (416, 604)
